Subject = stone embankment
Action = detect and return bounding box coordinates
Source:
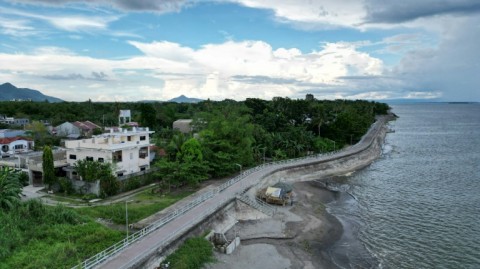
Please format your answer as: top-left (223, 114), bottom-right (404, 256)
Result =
top-left (77, 114), bottom-right (394, 269)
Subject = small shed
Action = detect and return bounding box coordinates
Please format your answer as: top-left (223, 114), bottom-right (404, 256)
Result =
top-left (257, 182), bottom-right (293, 206)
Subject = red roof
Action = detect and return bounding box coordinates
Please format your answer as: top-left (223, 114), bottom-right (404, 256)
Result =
top-left (73, 121), bottom-right (101, 131)
top-left (0, 136), bottom-right (32, 144)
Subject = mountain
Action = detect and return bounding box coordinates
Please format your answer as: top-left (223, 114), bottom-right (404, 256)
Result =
top-left (0, 83), bottom-right (63, 102)
top-left (168, 95), bottom-right (203, 103)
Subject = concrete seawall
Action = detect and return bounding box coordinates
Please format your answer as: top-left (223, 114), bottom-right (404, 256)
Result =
top-left (138, 115), bottom-right (394, 269)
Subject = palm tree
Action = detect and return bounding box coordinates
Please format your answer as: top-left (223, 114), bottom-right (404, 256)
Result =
top-left (0, 167), bottom-right (22, 211)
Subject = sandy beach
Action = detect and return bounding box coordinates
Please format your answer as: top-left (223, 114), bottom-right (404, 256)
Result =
top-left (204, 180), bottom-right (344, 269)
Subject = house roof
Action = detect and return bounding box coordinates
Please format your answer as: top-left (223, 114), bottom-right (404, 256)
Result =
top-left (0, 136), bottom-right (33, 144)
top-left (73, 121), bottom-right (101, 131)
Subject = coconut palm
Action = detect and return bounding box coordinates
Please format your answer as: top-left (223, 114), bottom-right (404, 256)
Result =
top-left (0, 167), bottom-right (22, 211)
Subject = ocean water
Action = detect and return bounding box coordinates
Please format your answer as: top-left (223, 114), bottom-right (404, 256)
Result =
top-left (326, 103), bottom-right (480, 269)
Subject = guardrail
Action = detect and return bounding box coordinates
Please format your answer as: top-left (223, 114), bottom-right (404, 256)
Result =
top-left (73, 117), bottom-right (387, 269)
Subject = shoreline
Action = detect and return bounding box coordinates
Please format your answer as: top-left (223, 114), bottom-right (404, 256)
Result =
top-left (204, 115), bottom-right (394, 269)
top-left (204, 181), bottom-right (346, 269)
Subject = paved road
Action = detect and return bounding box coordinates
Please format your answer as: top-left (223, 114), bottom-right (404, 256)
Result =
top-left (91, 116), bottom-right (388, 269)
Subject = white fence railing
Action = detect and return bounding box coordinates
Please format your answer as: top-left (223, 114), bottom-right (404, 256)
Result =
top-left (72, 117), bottom-right (386, 269)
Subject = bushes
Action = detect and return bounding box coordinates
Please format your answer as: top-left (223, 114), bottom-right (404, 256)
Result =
top-left (57, 177), bottom-right (75, 195)
top-left (163, 236), bottom-right (214, 269)
top-left (0, 200), bottom-right (123, 268)
top-left (122, 178), bottom-right (142, 192)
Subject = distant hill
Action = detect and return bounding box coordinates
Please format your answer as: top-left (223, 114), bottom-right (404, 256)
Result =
top-left (168, 95), bottom-right (203, 103)
top-left (0, 83), bottom-right (63, 102)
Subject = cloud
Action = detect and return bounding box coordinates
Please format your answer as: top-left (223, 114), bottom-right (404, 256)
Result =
top-left (0, 39), bottom-right (389, 101)
top-left (42, 71), bottom-right (108, 81)
top-left (0, 16), bottom-right (37, 36)
top-left (365, 0), bottom-right (480, 24)
top-left (1, 6), bottom-right (118, 32)
top-left (393, 16), bottom-right (480, 101)
top-left (228, 0), bottom-right (366, 28)
top-left (7, 0), bottom-right (188, 13)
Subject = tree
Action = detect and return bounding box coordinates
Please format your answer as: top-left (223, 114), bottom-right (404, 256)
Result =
top-left (42, 146), bottom-right (56, 190)
top-left (0, 167), bottom-right (22, 211)
top-left (25, 121), bottom-right (49, 149)
top-left (139, 103), bottom-right (158, 130)
top-left (74, 159), bottom-right (119, 197)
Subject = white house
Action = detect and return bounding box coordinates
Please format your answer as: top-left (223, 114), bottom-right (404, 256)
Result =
top-left (0, 137), bottom-right (34, 158)
top-left (64, 127), bottom-right (154, 178)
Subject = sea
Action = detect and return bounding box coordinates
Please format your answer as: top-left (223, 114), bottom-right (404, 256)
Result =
top-left (326, 103), bottom-right (480, 269)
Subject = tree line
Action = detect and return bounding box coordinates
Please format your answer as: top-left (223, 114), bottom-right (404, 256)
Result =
top-left (1, 97), bottom-right (389, 191)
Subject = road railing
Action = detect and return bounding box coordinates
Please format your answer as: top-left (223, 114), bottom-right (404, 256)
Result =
top-left (73, 117), bottom-right (387, 269)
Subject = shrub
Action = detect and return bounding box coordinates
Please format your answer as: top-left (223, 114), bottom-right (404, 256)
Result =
top-left (122, 178), bottom-right (141, 192)
top-left (163, 236), bottom-right (214, 269)
top-left (57, 177), bottom-right (75, 195)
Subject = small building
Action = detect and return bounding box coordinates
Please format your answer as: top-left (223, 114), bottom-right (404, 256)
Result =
top-left (0, 137), bottom-right (34, 158)
top-left (257, 182), bottom-right (293, 206)
top-left (173, 119), bottom-right (193, 134)
top-left (119, 110), bottom-right (132, 126)
top-left (21, 150), bottom-right (68, 186)
top-left (0, 116), bottom-right (30, 126)
top-left (0, 129), bottom-right (27, 138)
top-left (55, 121), bottom-right (101, 138)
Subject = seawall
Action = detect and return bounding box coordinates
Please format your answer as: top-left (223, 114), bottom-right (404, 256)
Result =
top-left (138, 114), bottom-right (394, 269)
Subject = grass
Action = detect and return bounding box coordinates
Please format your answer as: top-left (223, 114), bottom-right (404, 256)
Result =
top-left (162, 236), bottom-right (214, 269)
top-left (75, 189), bottom-right (194, 224)
top-left (0, 200), bottom-right (124, 269)
top-left (0, 186), bottom-right (195, 268)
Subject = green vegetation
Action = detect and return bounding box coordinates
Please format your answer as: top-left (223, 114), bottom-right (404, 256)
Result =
top-left (0, 97), bottom-right (389, 195)
top-left (75, 189), bottom-right (193, 224)
top-left (0, 167), bottom-right (22, 211)
top-left (74, 160), bottom-right (119, 197)
top-left (0, 200), bottom-right (124, 269)
top-left (162, 236), bottom-right (214, 269)
top-left (42, 146), bottom-right (56, 190)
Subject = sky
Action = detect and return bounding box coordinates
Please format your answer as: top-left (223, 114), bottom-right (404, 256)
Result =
top-left (0, 0), bottom-right (479, 102)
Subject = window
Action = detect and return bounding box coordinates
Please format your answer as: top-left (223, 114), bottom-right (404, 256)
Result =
top-left (127, 136), bottom-right (132, 141)
top-left (140, 167), bottom-right (146, 171)
top-left (139, 147), bottom-right (148, 159)
top-left (140, 136), bottom-right (146, 141)
top-left (14, 144), bottom-right (24, 149)
top-left (112, 151), bottom-right (122, 162)
top-left (98, 158), bottom-right (104, 163)
top-left (117, 172), bottom-right (123, 177)
top-left (86, 156), bottom-right (93, 161)
top-left (69, 154), bottom-right (77, 160)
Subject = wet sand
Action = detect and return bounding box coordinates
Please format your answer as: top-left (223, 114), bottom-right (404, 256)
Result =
top-left (204, 181), bottom-right (344, 269)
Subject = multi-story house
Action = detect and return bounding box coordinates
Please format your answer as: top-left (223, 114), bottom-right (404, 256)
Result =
top-left (64, 127), bottom-right (154, 179)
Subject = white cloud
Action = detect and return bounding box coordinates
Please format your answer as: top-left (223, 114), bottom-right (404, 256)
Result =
top-left (0, 16), bottom-right (37, 36)
top-left (0, 39), bottom-right (389, 101)
top-left (1, 7), bottom-right (118, 32)
top-left (229, 0), bottom-right (366, 28)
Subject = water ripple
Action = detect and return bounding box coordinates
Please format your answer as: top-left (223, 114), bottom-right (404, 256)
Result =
top-left (329, 104), bottom-right (480, 269)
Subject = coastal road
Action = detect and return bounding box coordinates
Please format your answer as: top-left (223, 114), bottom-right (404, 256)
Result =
top-left (90, 116), bottom-right (388, 269)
